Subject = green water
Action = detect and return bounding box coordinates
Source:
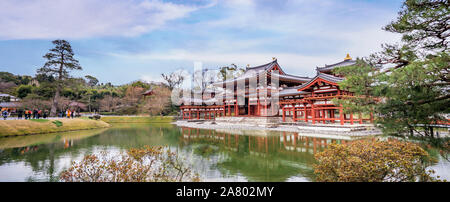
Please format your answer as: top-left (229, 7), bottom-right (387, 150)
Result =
top-left (0, 123), bottom-right (448, 182)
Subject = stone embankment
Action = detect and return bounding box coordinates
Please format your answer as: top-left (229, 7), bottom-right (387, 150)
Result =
top-left (175, 117), bottom-right (382, 138)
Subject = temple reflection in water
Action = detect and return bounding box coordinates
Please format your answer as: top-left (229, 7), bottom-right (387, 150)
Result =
top-left (180, 127), bottom-right (351, 155)
top-left (178, 126), bottom-right (360, 181)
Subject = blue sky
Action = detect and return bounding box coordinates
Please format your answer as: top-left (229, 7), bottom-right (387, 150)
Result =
top-left (0, 0), bottom-right (404, 85)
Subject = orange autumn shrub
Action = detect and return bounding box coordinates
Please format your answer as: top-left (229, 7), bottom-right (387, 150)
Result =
top-left (60, 146), bottom-right (200, 182)
top-left (314, 139), bottom-right (441, 182)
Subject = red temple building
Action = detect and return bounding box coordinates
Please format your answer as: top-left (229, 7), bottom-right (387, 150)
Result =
top-left (180, 54), bottom-right (374, 125)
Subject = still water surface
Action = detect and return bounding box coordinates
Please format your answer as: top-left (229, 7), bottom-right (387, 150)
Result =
top-left (0, 123), bottom-right (448, 182)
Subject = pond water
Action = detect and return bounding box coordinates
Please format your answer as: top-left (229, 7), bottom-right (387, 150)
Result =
top-left (0, 123), bottom-right (448, 182)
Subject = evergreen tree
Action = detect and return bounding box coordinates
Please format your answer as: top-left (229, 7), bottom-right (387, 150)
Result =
top-left (38, 40), bottom-right (82, 116)
top-left (335, 0), bottom-right (449, 137)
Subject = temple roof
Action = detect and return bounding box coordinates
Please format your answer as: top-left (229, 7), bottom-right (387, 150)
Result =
top-left (213, 59), bottom-right (310, 87)
top-left (213, 60), bottom-right (279, 86)
top-left (297, 72), bottom-right (344, 91)
top-left (316, 56), bottom-right (357, 73)
top-left (276, 87), bottom-right (308, 97)
top-left (246, 59), bottom-right (284, 73)
top-left (274, 73), bottom-right (311, 83)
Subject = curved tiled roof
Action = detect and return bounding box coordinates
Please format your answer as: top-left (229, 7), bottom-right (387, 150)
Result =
top-left (213, 59), bottom-right (309, 86)
top-left (297, 72), bottom-right (344, 91)
top-left (273, 73), bottom-right (311, 83)
top-left (316, 59), bottom-right (356, 73)
top-left (276, 87), bottom-right (308, 97)
top-left (246, 59), bottom-right (280, 72)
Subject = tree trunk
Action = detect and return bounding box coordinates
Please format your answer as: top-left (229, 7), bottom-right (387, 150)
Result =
top-left (88, 96), bottom-right (91, 113)
top-left (51, 56), bottom-right (64, 117)
top-left (50, 86), bottom-right (60, 117)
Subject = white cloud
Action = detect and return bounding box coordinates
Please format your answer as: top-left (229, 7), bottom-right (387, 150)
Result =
top-left (107, 49), bottom-right (344, 78)
top-left (133, 0), bottom-right (400, 74)
top-left (0, 0), bottom-right (199, 40)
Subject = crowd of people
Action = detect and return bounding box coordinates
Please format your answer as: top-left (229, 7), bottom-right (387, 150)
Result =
top-left (17, 109), bottom-right (48, 120)
top-left (1, 108), bottom-right (78, 120)
top-left (58, 109), bottom-right (77, 119)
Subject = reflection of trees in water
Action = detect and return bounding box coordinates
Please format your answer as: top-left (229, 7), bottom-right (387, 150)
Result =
top-left (178, 127), bottom-right (355, 181)
top-left (0, 124), bottom-right (370, 182)
top-left (0, 140), bottom-right (98, 181)
top-left (0, 124), bottom-right (181, 181)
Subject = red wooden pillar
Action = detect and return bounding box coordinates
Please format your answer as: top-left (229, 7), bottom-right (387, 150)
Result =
top-left (189, 110), bottom-right (192, 119)
top-left (350, 112), bottom-right (354, 125)
top-left (234, 103), bottom-right (238, 116)
top-left (359, 113), bottom-right (363, 124)
top-left (282, 105), bottom-right (286, 122)
top-left (293, 106), bottom-right (297, 121)
top-left (256, 99), bottom-right (259, 116)
top-left (322, 109), bottom-right (326, 124)
top-left (331, 109), bottom-right (335, 123)
top-left (370, 112), bottom-right (374, 123)
top-left (339, 105), bottom-right (344, 125)
top-left (311, 102), bottom-right (315, 124)
top-left (304, 104), bottom-right (308, 123)
top-left (223, 106), bottom-right (226, 117)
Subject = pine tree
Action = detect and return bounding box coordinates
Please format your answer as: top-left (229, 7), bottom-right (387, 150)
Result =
top-left (38, 40), bottom-right (82, 116)
top-left (335, 0), bottom-right (449, 137)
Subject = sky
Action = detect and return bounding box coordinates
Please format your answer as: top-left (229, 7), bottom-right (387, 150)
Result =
top-left (0, 0), bottom-right (405, 85)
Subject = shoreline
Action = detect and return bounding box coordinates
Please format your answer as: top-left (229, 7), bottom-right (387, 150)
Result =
top-left (100, 116), bottom-right (173, 123)
top-left (173, 120), bottom-right (382, 138)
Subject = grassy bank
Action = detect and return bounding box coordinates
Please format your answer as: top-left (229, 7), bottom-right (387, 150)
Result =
top-left (0, 119), bottom-right (111, 137)
top-left (100, 116), bottom-right (173, 123)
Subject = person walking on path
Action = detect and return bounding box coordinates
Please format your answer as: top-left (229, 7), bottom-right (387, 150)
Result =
top-left (43, 110), bottom-right (48, 119)
top-left (66, 109), bottom-right (71, 119)
top-left (32, 109), bottom-right (37, 119)
top-left (38, 110), bottom-right (42, 119)
top-left (2, 110), bottom-right (8, 120)
top-left (18, 110), bottom-right (23, 119)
